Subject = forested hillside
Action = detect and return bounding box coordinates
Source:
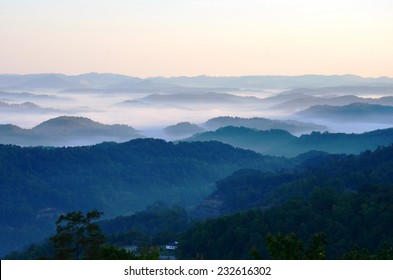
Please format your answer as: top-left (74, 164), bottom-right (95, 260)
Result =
top-left (0, 139), bottom-right (285, 257)
top-left (194, 144), bottom-right (393, 217)
top-left (186, 126), bottom-right (393, 157)
top-left (178, 145), bottom-right (393, 259)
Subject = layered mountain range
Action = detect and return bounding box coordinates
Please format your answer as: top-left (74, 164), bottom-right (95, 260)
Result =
top-left (2, 73), bottom-right (393, 259)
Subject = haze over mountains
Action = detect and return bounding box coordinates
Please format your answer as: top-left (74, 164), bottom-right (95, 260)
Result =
top-left (2, 73), bottom-right (393, 92)
top-left (2, 73), bottom-right (393, 134)
top-left (4, 73), bottom-right (393, 134)
top-left (0, 116), bottom-right (142, 147)
top-left (2, 73), bottom-right (393, 258)
top-left (295, 103), bottom-right (393, 123)
top-left (185, 126), bottom-right (393, 157)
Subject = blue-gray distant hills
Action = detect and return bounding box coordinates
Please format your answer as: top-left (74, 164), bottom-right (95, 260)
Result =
top-left (0, 101), bottom-right (61, 114)
top-left (203, 116), bottom-right (328, 134)
top-left (0, 116), bottom-right (142, 146)
top-left (269, 94), bottom-right (393, 112)
top-left (185, 126), bottom-right (393, 157)
top-left (0, 91), bottom-right (68, 103)
top-left (295, 103), bottom-right (393, 123)
top-left (2, 73), bottom-right (393, 92)
top-left (119, 92), bottom-right (264, 108)
top-left (164, 122), bottom-right (205, 137)
top-left (162, 117), bottom-right (328, 139)
top-left (149, 75), bottom-right (393, 89)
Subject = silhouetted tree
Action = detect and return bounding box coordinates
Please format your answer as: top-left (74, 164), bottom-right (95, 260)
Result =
top-left (51, 210), bottom-right (104, 259)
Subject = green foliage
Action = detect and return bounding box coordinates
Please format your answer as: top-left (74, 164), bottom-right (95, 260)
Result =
top-left (4, 240), bottom-right (54, 260)
top-left (0, 139), bottom-right (283, 256)
top-left (177, 182), bottom-right (393, 259)
top-left (265, 232), bottom-right (326, 260)
top-left (187, 126), bottom-right (393, 157)
top-left (200, 144), bottom-right (393, 218)
top-left (342, 243), bottom-right (393, 260)
top-left (138, 246), bottom-right (160, 260)
top-left (3, 137), bottom-right (393, 259)
top-left (97, 245), bottom-right (138, 260)
top-left (6, 209), bottom-right (162, 260)
top-left (50, 210), bottom-right (104, 259)
top-left (100, 203), bottom-right (189, 246)
top-left (97, 245), bottom-right (160, 260)
top-left (266, 233), bottom-right (304, 260)
top-left (341, 246), bottom-right (372, 260)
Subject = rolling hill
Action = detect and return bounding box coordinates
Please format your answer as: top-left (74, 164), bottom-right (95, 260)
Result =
top-left (0, 101), bottom-right (61, 114)
top-left (202, 116), bottom-right (328, 135)
top-left (0, 139), bottom-right (288, 257)
top-left (0, 116), bottom-right (142, 146)
top-left (164, 122), bottom-right (205, 137)
top-left (119, 92), bottom-right (264, 108)
top-left (185, 126), bottom-right (393, 157)
top-left (295, 103), bottom-right (393, 123)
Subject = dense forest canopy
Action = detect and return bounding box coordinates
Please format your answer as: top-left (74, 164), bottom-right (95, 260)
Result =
top-left (0, 138), bottom-right (287, 257)
top-left (5, 144), bottom-right (393, 260)
top-left (178, 145), bottom-right (393, 259)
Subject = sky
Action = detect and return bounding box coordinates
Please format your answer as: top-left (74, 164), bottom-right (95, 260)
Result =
top-left (1, 0), bottom-right (392, 78)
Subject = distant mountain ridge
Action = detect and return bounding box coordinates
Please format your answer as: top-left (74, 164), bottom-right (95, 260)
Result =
top-left (164, 122), bottom-right (205, 137)
top-left (150, 75), bottom-right (393, 89)
top-left (295, 103), bottom-right (393, 123)
top-left (0, 101), bottom-right (61, 114)
top-left (203, 116), bottom-right (328, 134)
top-left (2, 73), bottom-right (393, 92)
top-left (0, 116), bottom-right (142, 146)
top-left (185, 126), bottom-right (393, 157)
top-left (119, 92), bottom-right (264, 108)
top-left (0, 91), bottom-right (67, 102)
top-left (270, 94), bottom-right (393, 113)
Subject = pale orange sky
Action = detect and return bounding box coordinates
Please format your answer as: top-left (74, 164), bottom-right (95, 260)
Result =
top-left (1, 0), bottom-right (392, 77)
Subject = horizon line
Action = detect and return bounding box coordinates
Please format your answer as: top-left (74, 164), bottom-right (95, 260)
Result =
top-left (1, 72), bottom-right (393, 80)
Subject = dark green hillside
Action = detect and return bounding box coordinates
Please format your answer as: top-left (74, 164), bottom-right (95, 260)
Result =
top-left (186, 126), bottom-right (393, 157)
top-left (178, 183), bottom-right (393, 259)
top-left (195, 144), bottom-right (393, 217)
top-left (0, 139), bottom-right (284, 257)
top-left (186, 126), bottom-right (296, 155)
top-left (5, 145), bottom-right (393, 260)
top-left (178, 145), bottom-right (393, 259)
top-left (100, 203), bottom-right (189, 246)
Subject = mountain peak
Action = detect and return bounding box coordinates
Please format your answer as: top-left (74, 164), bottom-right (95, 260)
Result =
top-left (33, 116), bottom-right (102, 131)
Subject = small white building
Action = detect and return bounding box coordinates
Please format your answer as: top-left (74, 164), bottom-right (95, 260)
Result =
top-left (165, 241), bottom-right (178, 250)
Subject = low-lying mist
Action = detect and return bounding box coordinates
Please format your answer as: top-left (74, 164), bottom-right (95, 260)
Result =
top-left (2, 83), bottom-right (393, 142)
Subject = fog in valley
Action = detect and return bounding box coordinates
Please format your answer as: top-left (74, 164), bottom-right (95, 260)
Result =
top-left (2, 74), bottom-right (393, 145)
top-left (3, 74), bottom-right (393, 258)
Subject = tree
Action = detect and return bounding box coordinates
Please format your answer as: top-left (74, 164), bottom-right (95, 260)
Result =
top-left (51, 210), bottom-right (104, 259)
top-left (265, 232), bottom-right (327, 260)
top-left (265, 233), bottom-right (304, 260)
top-left (98, 245), bottom-right (139, 260)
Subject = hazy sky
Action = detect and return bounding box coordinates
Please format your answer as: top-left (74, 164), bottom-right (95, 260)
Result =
top-left (1, 0), bottom-right (392, 77)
